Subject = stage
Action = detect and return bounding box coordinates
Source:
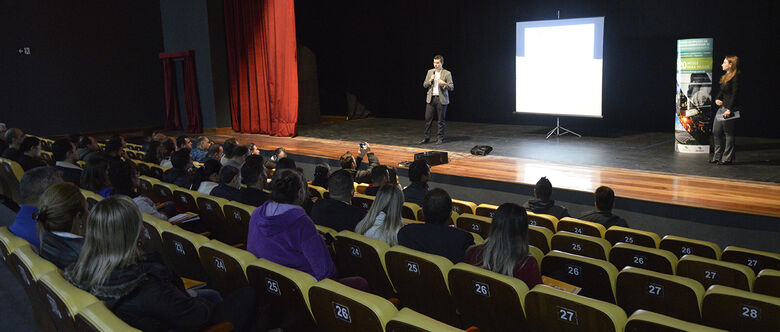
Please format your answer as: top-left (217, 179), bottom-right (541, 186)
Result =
top-left (205, 117), bottom-right (780, 220)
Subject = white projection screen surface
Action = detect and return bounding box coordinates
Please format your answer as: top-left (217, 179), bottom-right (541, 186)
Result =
top-left (515, 17), bottom-right (604, 117)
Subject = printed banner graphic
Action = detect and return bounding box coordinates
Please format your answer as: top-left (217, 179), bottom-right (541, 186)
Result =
top-left (675, 38), bottom-right (713, 153)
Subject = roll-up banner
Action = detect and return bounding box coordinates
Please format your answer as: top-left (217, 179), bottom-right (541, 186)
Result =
top-left (675, 38), bottom-right (713, 153)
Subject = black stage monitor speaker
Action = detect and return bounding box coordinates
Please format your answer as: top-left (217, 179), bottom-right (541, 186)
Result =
top-left (470, 145), bottom-right (493, 156)
top-left (414, 151), bottom-right (448, 166)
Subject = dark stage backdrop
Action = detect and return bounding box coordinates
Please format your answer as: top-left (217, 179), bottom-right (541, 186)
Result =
top-left (1, 1), bottom-right (165, 136)
top-left (295, 0), bottom-right (780, 138)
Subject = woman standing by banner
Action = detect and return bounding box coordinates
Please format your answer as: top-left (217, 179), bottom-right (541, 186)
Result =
top-left (711, 56), bottom-right (740, 165)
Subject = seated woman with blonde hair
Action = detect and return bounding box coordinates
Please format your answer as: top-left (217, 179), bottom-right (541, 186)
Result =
top-left (36, 182), bottom-right (88, 269)
top-left (354, 185), bottom-right (406, 246)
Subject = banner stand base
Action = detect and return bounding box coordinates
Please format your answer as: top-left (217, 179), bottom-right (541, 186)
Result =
top-left (676, 143), bottom-right (710, 154)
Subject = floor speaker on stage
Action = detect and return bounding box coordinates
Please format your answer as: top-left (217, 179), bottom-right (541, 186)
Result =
top-left (414, 151), bottom-right (448, 166)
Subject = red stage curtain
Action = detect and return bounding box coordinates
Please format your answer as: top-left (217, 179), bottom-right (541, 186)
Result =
top-left (159, 50), bottom-right (203, 133)
top-left (224, 0), bottom-right (299, 137)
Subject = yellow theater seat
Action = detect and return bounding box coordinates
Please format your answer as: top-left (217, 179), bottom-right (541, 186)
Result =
top-left (309, 278), bottom-right (398, 332)
top-left (455, 213), bottom-right (491, 239)
top-left (702, 285), bottom-right (780, 332)
top-left (334, 231), bottom-right (396, 299)
top-left (524, 284), bottom-right (627, 332)
top-left (754, 269), bottom-right (780, 297)
top-left (659, 235), bottom-right (721, 259)
top-left (551, 231), bottom-right (612, 260)
top-left (74, 301), bottom-right (142, 332)
top-left (198, 239), bottom-right (257, 295)
top-left (720, 246), bottom-right (780, 275)
top-left (475, 203), bottom-right (499, 218)
top-left (605, 226), bottom-right (660, 248)
top-left (526, 212), bottom-right (558, 233)
top-left (222, 201), bottom-right (256, 246)
top-left (624, 309), bottom-right (727, 332)
top-left (677, 254), bottom-right (756, 291)
top-left (402, 202), bottom-right (422, 220)
top-left (161, 225), bottom-right (210, 282)
top-left (528, 225), bottom-right (554, 253)
top-left (451, 199), bottom-right (477, 215)
top-left (609, 242), bottom-right (678, 274)
top-left (558, 217), bottom-right (607, 238)
top-left (448, 263), bottom-right (529, 331)
top-left (385, 308), bottom-right (463, 332)
top-left (616, 266), bottom-right (704, 323)
top-left (37, 270), bottom-right (100, 331)
top-left (245, 258), bottom-right (318, 331)
top-left (540, 250), bottom-right (619, 303)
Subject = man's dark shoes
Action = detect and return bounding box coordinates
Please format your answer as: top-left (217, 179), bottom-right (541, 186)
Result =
top-left (417, 139), bottom-right (429, 144)
top-left (709, 159), bottom-right (719, 164)
top-left (717, 160), bottom-right (732, 165)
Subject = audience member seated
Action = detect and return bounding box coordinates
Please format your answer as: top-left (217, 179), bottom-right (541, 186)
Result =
top-left (310, 169), bottom-right (367, 232)
top-left (140, 130), bottom-right (154, 152)
top-left (142, 140), bottom-right (163, 164)
top-left (265, 147), bottom-right (286, 170)
top-left (364, 165), bottom-right (389, 196)
top-left (224, 145), bottom-right (248, 170)
top-left (464, 203), bottom-right (543, 288)
top-left (1, 127), bottom-right (24, 160)
top-left (579, 185), bottom-right (628, 228)
top-left (36, 183), bottom-right (87, 269)
top-left (237, 156), bottom-right (268, 207)
top-left (77, 136), bottom-right (100, 162)
top-left (110, 160), bottom-right (170, 220)
top-left (247, 142), bottom-right (261, 155)
top-left (310, 163), bottom-right (330, 189)
top-left (210, 165), bottom-right (241, 201)
top-left (403, 159), bottom-right (430, 206)
top-left (398, 188), bottom-right (474, 264)
top-left (339, 143), bottom-right (379, 184)
top-left (190, 136), bottom-right (211, 163)
top-left (523, 176), bottom-right (570, 220)
top-left (159, 138), bottom-right (176, 168)
top-left (355, 185), bottom-right (405, 245)
top-left (221, 138), bottom-right (239, 166)
top-left (387, 166), bottom-right (402, 190)
top-left (0, 122), bottom-right (7, 153)
top-left (80, 156), bottom-right (113, 197)
top-left (247, 169), bottom-right (337, 281)
top-left (161, 149), bottom-right (195, 189)
top-left (101, 135), bottom-right (128, 168)
top-left (9, 166), bottom-right (63, 248)
top-left (206, 143), bottom-right (223, 162)
top-left (52, 138), bottom-right (83, 185)
top-left (176, 135), bottom-right (192, 151)
top-left (66, 133), bottom-right (82, 145)
top-left (16, 136), bottom-right (47, 171)
top-left (195, 160), bottom-right (221, 195)
top-left (65, 196), bottom-right (257, 331)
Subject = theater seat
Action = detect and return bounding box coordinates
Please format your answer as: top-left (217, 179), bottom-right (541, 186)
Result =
top-left (540, 250), bottom-right (619, 303)
top-left (356, 183), bottom-right (369, 194)
top-left (149, 165), bottom-right (166, 180)
top-left (557, 217), bottom-right (607, 238)
top-left (385, 246), bottom-right (460, 327)
top-left (0, 158), bottom-right (24, 202)
top-left (385, 308), bottom-right (463, 332)
top-left (196, 195), bottom-right (230, 241)
top-left (676, 254), bottom-right (755, 291)
top-left (455, 213), bottom-right (491, 239)
top-left (402, 202), bottom-right (422, 220)
top-left (80, 189), bottom-right (103, 210)
top-left (152, 182), bottom-right (176, 203)
top-left (308, 184), bottom-right (328, 199)
top-left (524, 284), bottom-right (627, 332)
top-left (624, 310), bottom-right (727, 332)
top-left (198, 239), bottom-right (256, 295)
top-left (604, 226), bottom-right (660, 248)
top-left (245, 258), bottom-right (318, 331)
top-left (334, 231), bottom-right (396, 299)
top-left (309, 278), bottom-right (398, 332)
top-left (526, 212), bottom-right (558, 233)
top-left (74, 301), bottom-right (141, 332)
top-left (140, 213), bottom-right (173, 261)
top-left (137, 175), bottom-right (159, 199)
top-left (551, 231), bottom-right (612, 260)
top-left (6, 245), bottom-right (58, 332)
top-left (720, 246), bottom-right (780, 275)
top-left (702, 285), bottom-right (780, 332)
top-left (448, 263), bottom-right (529, 331)
top-left (173, 188), bottom-right (201, 213)
top-left (134, 161), bottom-right (150, 177)
top-left (475, 203), bottom-right (498, 218)
top-left (352, 193), bottom-right (375, 210)
top-left (609, 243), bottom-right (678, 274)
top-left (416, 210), bottom-right (459, 226)
top-left (616, 266), bottom-right (704, 323)
top-left (451, 199), bottom-right (477, 215)
top-left (659, 235), bottom-right (721, 259)
top-left (40, 151), bottom-right (54, 165)
top-left (0, 226), bottom-right (29, 265)
top-left (161, 225), bottom-right (210, 282)
top-left (528, 225), bottom-right (553, 253)
top-left (222, 201), bottom-right (255, 246)
top-left (529, 245), bottom-right (545, 263)
top-left (37, 270), bottom-right (100, 331)
top-left (754, 269), bottom-right (780, 297)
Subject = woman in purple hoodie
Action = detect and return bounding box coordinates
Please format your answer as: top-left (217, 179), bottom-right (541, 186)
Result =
top-left (247, 169), bottom-right (337, 280)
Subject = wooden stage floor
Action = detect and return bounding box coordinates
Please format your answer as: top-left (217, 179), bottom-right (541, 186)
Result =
top-left (210, 132), bottom-right (780, 219)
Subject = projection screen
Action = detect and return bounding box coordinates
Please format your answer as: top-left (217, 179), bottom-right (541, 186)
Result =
top-left (515, 17), bottom-right (604, 117)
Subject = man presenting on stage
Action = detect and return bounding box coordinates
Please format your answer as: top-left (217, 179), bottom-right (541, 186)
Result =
top-left (419, 55), bottom-right (454, 145)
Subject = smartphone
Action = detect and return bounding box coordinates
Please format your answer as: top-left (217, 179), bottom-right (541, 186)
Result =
top-left (360, 142), bottom-right (367, 149)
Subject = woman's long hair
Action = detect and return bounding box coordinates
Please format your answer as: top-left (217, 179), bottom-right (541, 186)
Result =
top-left (67, 196), bottom-right (143, 287)
top-left (720, 55), bottom-right (739, 84)
top-left (271, 168), bottom-right (306, 206)
top-left (80, 156), bottom-right (110, 192)
top-left (478, 203), bottom-right (530, 276)
top-left (36, 183), bottom-right (87, 237)
top-left (355, 185), bottom-right (404, 245)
